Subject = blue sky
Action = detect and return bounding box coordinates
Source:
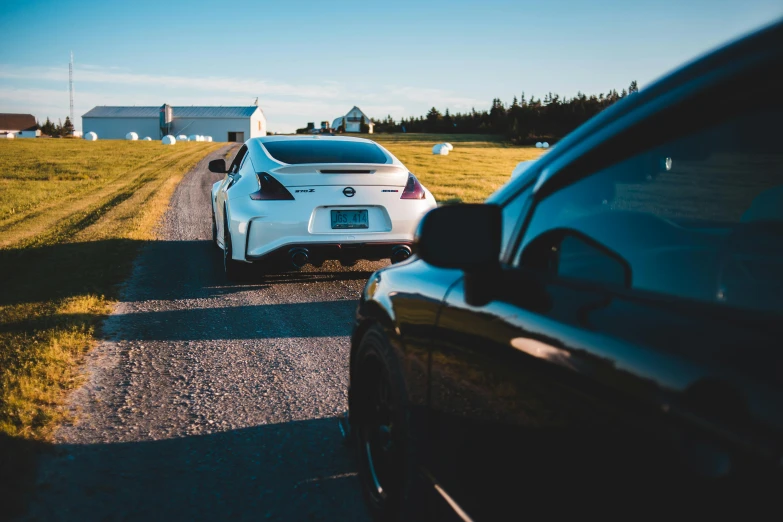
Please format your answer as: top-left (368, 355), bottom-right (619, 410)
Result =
top-left (1, 0), bottom-right (780, 132)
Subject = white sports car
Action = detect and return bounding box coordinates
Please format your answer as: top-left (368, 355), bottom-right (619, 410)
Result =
top-left (210, 136), bottom-right (436, 279)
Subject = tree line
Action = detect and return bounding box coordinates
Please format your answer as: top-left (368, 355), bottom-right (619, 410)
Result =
top-left (37, 116), bottom-right (75, 137)
top-left (373, 81), bottom-right (638, 144)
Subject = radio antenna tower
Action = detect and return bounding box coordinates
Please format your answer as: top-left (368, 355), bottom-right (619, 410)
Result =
top-left (69, 51), bottom-right (74, 127)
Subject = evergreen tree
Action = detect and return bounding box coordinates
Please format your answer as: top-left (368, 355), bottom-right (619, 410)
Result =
top-left (62, 116), bottom-right (75, 136)
top-left (41, 117), bottom-right (55, 136)
top-left (425, 107), bottom-right (442, 132)
top-left (443, 108), bottom-right (453, 131)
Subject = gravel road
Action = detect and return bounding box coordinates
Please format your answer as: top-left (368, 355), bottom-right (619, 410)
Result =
top-left (21, 145), bottom-right (381, 521)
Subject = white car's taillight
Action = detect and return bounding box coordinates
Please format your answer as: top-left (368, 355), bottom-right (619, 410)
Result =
top-left (249, 172), bottom-right (295, 201)
top-left (401, 173), bottom-right (426, 200)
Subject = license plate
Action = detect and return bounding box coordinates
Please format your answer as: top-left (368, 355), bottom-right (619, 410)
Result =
top-left (331, 209), bottom-right (368, 229)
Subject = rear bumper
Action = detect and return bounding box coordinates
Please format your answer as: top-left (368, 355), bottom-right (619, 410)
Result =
top-left (224, 187), bottom-right (436, 262)
top-left (245, 240), bottom-right (413, 263)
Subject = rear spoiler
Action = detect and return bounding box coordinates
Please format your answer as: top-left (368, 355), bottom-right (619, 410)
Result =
top-left (271, 163), bottom-right (406, 176)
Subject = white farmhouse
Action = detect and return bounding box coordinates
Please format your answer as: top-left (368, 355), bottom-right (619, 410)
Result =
top-left (332, 106), bottom-right (374, 134)
top-left (82, 104), bottom-right (266, 142)
top-left (0, 113), bottom-right (40, 138)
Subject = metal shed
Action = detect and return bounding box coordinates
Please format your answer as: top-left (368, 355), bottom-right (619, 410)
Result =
top-left (81, 105), bottom-right (266, 141)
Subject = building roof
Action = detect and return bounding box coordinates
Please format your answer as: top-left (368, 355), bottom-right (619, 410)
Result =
top-left (0, 113), bottom-right (37, 131)
top-left (347, 106), bottom-right (370, 118)
top-left (344, 106), bottom-right (374, 127)
top-left (82, 106), bottom-right (262, 119)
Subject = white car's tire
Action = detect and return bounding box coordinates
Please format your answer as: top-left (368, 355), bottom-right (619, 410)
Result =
top-left (222, 208), bottom-right (247, 281)
top-left (211, 206), bottom-right (219, 248)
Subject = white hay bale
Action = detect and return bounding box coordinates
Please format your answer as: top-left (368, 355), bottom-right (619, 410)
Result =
top-left (432, 143), bottom-right (449, 155)
top-left (143, 137), bottom-right (152, 141)
top-left (204, 136), bottom-right (213, 142)
top-left (177, 134), bottom-right (187, 141)
top-left (84, 132), bottom-right (98, 141)
top-left (125, 132), bottom-right (138, 141)
top-left (443, 142), bottom-right (453, 151)
top-left (188, 134), bottom-right (199, 142)
top-left (542, 142), bottom-right (550, 148)
top-left (535, 142), bottom-right (542, 148)
top-left (4, 133), bottom-right (15, 139)
top-left (162, 135), bottom-right (176, 145)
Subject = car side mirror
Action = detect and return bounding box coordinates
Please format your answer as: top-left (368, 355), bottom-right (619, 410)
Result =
top-left (208, 159), bottom-right (227, 174)
top-left (415, 204), bottom-right (501, 271)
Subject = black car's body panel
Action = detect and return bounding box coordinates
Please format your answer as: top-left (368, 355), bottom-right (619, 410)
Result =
top-left (352, 261), bottom-right (463, 445)
top-left (349, 19), bottom-right (783, 520)
top-left (429, 273), bottom-right (783, 516)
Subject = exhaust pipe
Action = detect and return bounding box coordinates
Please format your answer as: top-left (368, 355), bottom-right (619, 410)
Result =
top-left (289, 248), bottom-right (309, 269)
top-left (390, 245), bottom-right (412, 264)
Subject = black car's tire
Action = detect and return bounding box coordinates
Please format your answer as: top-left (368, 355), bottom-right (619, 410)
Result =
top-left (352, 325), bottom-right (423, 521)
top-left (222, 208), bottom-right (246, 281)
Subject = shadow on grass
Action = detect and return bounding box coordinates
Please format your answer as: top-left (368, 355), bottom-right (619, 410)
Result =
top-left (1, 417), bottom-right (368, 521)
top-left (0, 238), bottom-right (150, 307)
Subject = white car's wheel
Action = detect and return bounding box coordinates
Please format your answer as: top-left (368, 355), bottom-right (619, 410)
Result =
top-left (222, 208), bottom-right (246, 281)
top-left (211, 205), bottom-right (219, 248)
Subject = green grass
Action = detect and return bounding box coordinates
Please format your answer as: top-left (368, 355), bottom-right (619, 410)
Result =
top-left (366, 133), bottom-right (547, 203)
top-left (0, 139), bottom-right (221, 440)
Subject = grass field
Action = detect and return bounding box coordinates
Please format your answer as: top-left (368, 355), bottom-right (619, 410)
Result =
top-left (365, 133), bottom-right (547, 203)
top-left (0, 139), bottom-right (221, 439)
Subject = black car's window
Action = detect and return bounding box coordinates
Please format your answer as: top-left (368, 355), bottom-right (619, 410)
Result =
top-left (519, 105), bottom-right (783, 313)
top-left (262, 140), bottom-right (390, 164)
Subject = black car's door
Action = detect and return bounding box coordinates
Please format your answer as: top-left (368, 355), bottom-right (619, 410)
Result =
top-left (427, 67), bottom-right (783, 519)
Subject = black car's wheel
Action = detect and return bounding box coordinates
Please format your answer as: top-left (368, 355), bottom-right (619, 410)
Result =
top-left (353, 325), bottom-right (421, 521)
top-left (222, 207), bottom-right (245, 281)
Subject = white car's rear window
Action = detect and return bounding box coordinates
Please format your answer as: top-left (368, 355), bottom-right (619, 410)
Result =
top-left (263, 140), bottom-right (390, 164)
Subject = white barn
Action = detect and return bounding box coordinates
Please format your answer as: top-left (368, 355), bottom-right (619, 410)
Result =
top-left (332, 106), bottom-right (374, 134)
top-left (82, 105), bottom-right (266, 142)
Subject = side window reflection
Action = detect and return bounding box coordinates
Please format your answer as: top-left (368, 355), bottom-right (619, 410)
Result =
top-left (522, 229), bottom-right (630, 288)
top-left (520, 108), bottom-right (783, 313)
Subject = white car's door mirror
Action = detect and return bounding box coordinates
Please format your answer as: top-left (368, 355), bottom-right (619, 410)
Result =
top-left (208, 159), bottom-right (227, 174)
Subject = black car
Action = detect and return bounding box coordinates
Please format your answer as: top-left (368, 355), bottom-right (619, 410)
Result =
top-left (345, 20), bottom-right (783, 521)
